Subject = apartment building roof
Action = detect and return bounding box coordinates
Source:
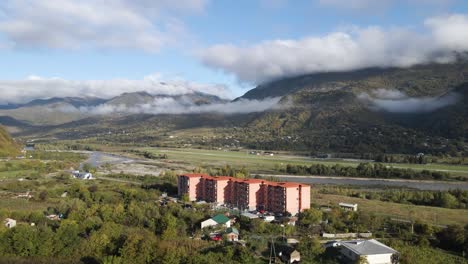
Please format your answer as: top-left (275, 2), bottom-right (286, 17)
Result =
top-left (179, 174), bottom-right (309, 188)
top-left (266, 182), bottom-right (302, 188)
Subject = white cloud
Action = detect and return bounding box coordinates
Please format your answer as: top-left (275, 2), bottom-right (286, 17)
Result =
top-left (358, 89), bottom-right (460, 113)
top-left (318, 0), bottom-right (456, 11)
top-left (201, 14), bottom-right (468, 84)
top-left (0, 74), bottom-right (231, 104)
top-left (425, 14), bottom-right (468, 51)
top-left (318, 0), bottom-right (392, 11)
top-left (0, 0), bottom-right (208, 51)
top-left (75, 97), bottom-right (283, 115)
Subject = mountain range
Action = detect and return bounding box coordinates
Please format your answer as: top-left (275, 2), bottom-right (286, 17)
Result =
top-left (1, 61), bottom-right (467, 155)
top-left (0, 91), bottom-right (227, 126)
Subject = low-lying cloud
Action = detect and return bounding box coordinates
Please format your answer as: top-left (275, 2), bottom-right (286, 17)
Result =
top-left (0, 74), bottom-right (231, 104)
top-left (62, 97), bottom-right (283, 115)
top-left (358, 89), bottom-right (460, 113)
top-left (201, 14), bottom-right (468, 84)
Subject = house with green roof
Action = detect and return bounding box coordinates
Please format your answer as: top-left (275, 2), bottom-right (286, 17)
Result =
top-left (225, 227), bottom-right (239, 241)
top-left (201, 214), bottom-right (231, 229)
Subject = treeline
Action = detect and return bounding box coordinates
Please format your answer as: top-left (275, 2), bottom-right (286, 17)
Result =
top-left (375, 154), bottom-right (429, 164)
top-left (281, 162), bottom-right (461, 181)
top-left (0, 160), bottom-right (74, 174)
top-left (320, 187), bottom-right (468, 209)
top-left (192, 165), bottom-right (250, 179)
top-left (126, 149), bottom-right (168, 160)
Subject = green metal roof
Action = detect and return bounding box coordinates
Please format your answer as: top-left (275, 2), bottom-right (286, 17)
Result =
top-left (225, 227), bottom-right (239, 235)
top-left (212, 214), bottom-right (230, 224)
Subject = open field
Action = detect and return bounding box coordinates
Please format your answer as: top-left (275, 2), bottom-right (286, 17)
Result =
top-left (0, 169), bottom-right (35, 179)
top-left (138, 147), bottom-right (468, 176)
top-left (312, 191), bottom-right (468, 226)
top-left (0, 198), bottom-right (54, 212)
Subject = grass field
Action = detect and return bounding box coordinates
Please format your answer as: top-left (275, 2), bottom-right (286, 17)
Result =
top-left (312, 191), bottom-right (468, 226)
top-left (0, 198), bottom-right (54, 212)
top-left (0, 169), bottom-right (36, 179)
top-left (138, 147), bottom-right (468, 177)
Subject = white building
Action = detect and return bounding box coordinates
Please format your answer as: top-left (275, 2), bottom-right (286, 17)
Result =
top-left (4, 218), bottom-right (16, 228)
top-left (200, 214), bottom-right (231, 229)
top-left (336, 239), bottom-right (399, 264)
top-left (72, 171), bottom-right (94, 180)
top-left (339, 202), bottom-right (358, 212)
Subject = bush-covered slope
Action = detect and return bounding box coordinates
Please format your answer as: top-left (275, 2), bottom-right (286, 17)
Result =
top-left (0, 126), bottom-right (19, 157)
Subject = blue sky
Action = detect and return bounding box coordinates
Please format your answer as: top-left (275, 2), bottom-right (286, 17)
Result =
top-left (0, 0), bottom-right (468, 102)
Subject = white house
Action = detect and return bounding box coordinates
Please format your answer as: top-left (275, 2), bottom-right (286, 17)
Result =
top-left (201, 214), bottom-right (231, 229)
top-left (72, 171), bottom-right (93, 180)
top-left (336, 239), bottom-right (399, 264)
top-left (4, 218), bottom-right (16, 228)
top-left (339, 202), bottom-right (358, 212)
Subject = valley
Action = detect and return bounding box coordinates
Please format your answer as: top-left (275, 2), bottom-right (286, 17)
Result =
top-left (2, 59), bottom-right (468, 264)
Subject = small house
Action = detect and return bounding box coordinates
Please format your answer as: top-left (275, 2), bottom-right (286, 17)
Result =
top-left (201, 214), bottom-right (231, 229)
top-left (225, 227), bottom-right (239, 241)
top-left (278, 246), bottom-right (301, 264)
top-left (339, 203), bottom-right (358, 212)
top-left (72, 171), bottom-right (94, 180)
top-left (335, 239), bottom-right (399, 264)
top-left (4, 218), bottom-right (16, 228)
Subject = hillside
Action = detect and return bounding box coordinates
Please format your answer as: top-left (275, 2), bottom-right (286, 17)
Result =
top-left (4, 62), bottom-right (468, 155)
top-left (0, 126), bottom-right (19, 157)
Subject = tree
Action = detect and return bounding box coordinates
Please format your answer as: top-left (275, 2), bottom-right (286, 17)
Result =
top-left (297, 236), bottom-right (324, 262)
top-left (82, 163), bottom-right (96, 173)
top-left (54, 220), bottom-right (81, 256)
top-left (299, 208), bottom-right (323, 227)
top-left (120, 230), bottom-right (157, 264)
top-left (161, 214), bottom-right (178, 240)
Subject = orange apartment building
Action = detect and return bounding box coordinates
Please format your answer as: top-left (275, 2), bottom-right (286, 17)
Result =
top-left (178, 173), bottom-right (310, 215)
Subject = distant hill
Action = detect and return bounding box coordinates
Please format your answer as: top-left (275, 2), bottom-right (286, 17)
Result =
top-left (0, 91), bottom-right (227, 126)
top-left (4, 62), bottom-right (468, 155)
top-left (0, 126), bottom-right (19, 157)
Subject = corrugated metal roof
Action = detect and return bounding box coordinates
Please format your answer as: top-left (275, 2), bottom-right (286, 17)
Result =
top-left (212, 214), bottom-right (230, 224)
top-left (340, 239), bottom-right (398, 255)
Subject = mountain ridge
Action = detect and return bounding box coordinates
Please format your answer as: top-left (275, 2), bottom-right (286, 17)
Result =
top-left (2, 62), bottom-right (468, 155)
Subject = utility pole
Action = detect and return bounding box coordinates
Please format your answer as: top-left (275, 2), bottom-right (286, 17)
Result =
top-left (269, 238), bottom-right (277, 264)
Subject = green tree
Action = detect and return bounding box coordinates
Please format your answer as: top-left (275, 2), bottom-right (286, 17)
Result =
top-left (161, 214), bottom-right (178, 240)
top-left (297, 236), bottom-right (324, 262)
top-left (299, 208), bottom-right (323, 227)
